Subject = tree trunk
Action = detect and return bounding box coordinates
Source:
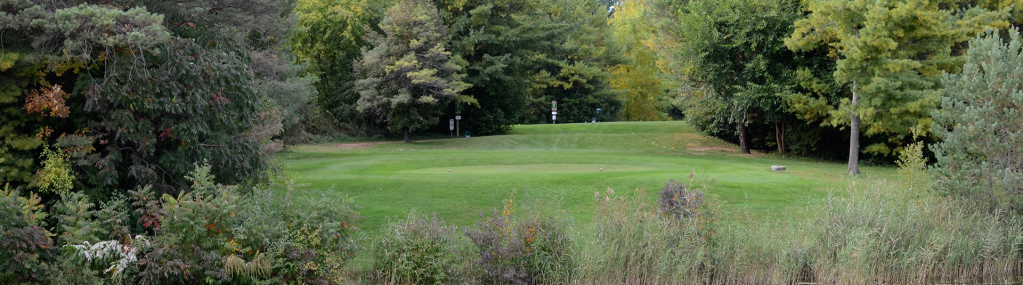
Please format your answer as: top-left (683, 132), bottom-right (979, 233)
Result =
top-left (404, 128), bottom-right (411, 143)
top-left (848, 81), bottom-right (861, 175)
top-left (775, 121), bottom-right (785, 155)
top-left (739, 115), bottom-right (750, 154)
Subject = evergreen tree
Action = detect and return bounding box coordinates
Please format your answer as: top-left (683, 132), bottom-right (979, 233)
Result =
top-left (786, 0), bottom-right (1006, 174)
top-left (518, 0), bottom-right (625, 124)
top-left (931, 29), bottom-right (1023, 214)
top-left (437, 0), bottom-right (538, 134)
top-left (355, 0), bottom-right (471, 143)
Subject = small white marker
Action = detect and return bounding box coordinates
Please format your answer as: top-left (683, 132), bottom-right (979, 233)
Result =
top-left (448, 169), bottom-right (452, 173)
top-left (600, 168), bottom-right (603, 171)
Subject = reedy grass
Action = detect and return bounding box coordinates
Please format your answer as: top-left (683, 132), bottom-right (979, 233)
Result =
top-left (343, 175), bottom-right (1023, 284)
top-left (571, 173), bottom-right (1023, 284)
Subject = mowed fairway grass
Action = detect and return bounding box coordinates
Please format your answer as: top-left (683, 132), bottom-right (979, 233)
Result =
top-left (280, 121), bottom-right (899, 232)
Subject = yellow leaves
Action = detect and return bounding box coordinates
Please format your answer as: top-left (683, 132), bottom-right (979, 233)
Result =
top-left (35, 144), bottom-right (75, 195)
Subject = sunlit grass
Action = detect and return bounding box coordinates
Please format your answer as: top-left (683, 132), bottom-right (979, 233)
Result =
top-left (279, 121), bottom-right (899, 232)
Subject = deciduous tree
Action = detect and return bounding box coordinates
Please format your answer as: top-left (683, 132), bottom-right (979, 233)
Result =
top-left (610, 0), bottom-right (667, 121)
top-left (674, 0), bottom-right (802, 154)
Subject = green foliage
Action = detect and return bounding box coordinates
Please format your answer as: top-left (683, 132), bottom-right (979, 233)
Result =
top-left (0, 0), bottom-right (170, 70)
top-left (609, 0), bottom-right (668, 121)
top-left (931, 29), bottom-right (1023, 214)
top-left (518, 0), bottom-right (625, 124)
top-left (439, 0), bottom-right (621, 132)
top-left (128, 163), bottom-right (361, 283)
top-left (292, 0), bottom-right (384, 136)
top-left (83, 38), bottom-right (267, 191)
top-left (372, 211), bottom-right (464, 284)
top-left (673, 0), bottom-right (803, 152)
top-left (437, 0), bottom-right (538, 134)
top-left (786, 0), bottom-right (1008, 156)
top-left (0, 56), bottom-right (45, 187)
top-left (251, 49), bottom-right (320, 145)
top-left (231, 181), bottom-right (361, 283)
top-left (0, 185), bottom-right (52, 283)
top-left (355, 0), bottom-right (471, 142)
top-left (53, 191), bottom-right (130, 246)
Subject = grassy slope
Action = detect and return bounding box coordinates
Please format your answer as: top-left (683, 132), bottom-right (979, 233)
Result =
top-left (280, 121), bottom-right (897, 232)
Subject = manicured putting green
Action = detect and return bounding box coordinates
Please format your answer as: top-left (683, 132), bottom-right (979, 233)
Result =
top-left (280, 121), bottom-right (899, 232)
top-left (401, 164), bottom-right (657, 174)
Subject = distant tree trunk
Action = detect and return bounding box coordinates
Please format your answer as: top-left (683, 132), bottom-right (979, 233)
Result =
top-left (848, 81), bottom-right (861, 175)
top-left (739, 115), bottom-right (750, 154)
top-left (404, 128), bottom-right (411, 143)
top-left (775, 121), bottom-right (785, 155)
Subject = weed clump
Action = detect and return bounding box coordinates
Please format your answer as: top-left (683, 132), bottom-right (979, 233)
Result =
top-left (658, 177), bottom-right (704, 220)
top-left (463, 193), bottom-right (574, 285)
top-left (371, 211), bottom-right (464, 284)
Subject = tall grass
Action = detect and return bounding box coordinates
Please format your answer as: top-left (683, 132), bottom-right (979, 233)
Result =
top-left (804, 179), bottom-right (1023, 284)
top-left (575, 178), bottom-right (717, 284)
top-left (348, 171), bottom-right (1023, 284)
top-left (573, 170), bottom-right (1023, 284)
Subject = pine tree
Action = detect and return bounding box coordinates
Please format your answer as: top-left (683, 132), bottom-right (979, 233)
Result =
top-left (786, 0), bottom-right (1006, 174)
top-left (931, 29), bottom-right (1023, 214)
top-left (355, 0), bottom-right (471, 143)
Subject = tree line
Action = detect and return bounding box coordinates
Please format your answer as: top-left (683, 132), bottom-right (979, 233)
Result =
top-left (1, 0), bottom-right (1021, 221)
top-left (1, 0), bottom-right (1022, 282)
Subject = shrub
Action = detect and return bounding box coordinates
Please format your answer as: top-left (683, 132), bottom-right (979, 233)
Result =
top-left (371, 211), bottom-right (464, 284)
top-left (658, 175), bottom-right (705, 220)
top-left (231, 182), bottom-right (361, 283)
top-left (463, 194), bottom-right (574, 284)
top-left (931, 28), bottom-right (1023, 214)
top-left (0, 185), bottom-right (52, 283)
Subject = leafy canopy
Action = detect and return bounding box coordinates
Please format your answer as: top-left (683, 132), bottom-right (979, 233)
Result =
top-left (786, 0), bottom-right (1008, 155)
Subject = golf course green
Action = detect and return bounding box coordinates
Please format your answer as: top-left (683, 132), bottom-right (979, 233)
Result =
top-left (280, 121), bottom-right (897, 232)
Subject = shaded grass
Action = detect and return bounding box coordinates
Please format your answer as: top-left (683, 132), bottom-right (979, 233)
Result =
top-left (279, 121), bottom-right (898, 232)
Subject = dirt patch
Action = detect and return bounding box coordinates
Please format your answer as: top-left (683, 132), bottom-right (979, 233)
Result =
top-left (675, 133), bottom-right (703, 140)
top-left (333, 141), bottom-right (394, 149)
top-left (727, 150), bottom-right (765, 156)
top-left (688, 146), bottom-right (738, 152)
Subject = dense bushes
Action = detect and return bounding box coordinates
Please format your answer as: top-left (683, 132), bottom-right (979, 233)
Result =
top-left (0, 164), bottom-right (360, 284)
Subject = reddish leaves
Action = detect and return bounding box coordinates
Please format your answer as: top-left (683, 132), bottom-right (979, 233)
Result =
top-left (24, 85), bottom-right (70, 118)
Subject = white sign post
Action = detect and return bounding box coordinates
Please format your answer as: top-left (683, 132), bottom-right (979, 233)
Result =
top-left (455, 115), bottom-right (461, 137)
top-left (551, 100), bottom-right (558, 124)
top-left (449, 119), bottom-right (455, 137)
